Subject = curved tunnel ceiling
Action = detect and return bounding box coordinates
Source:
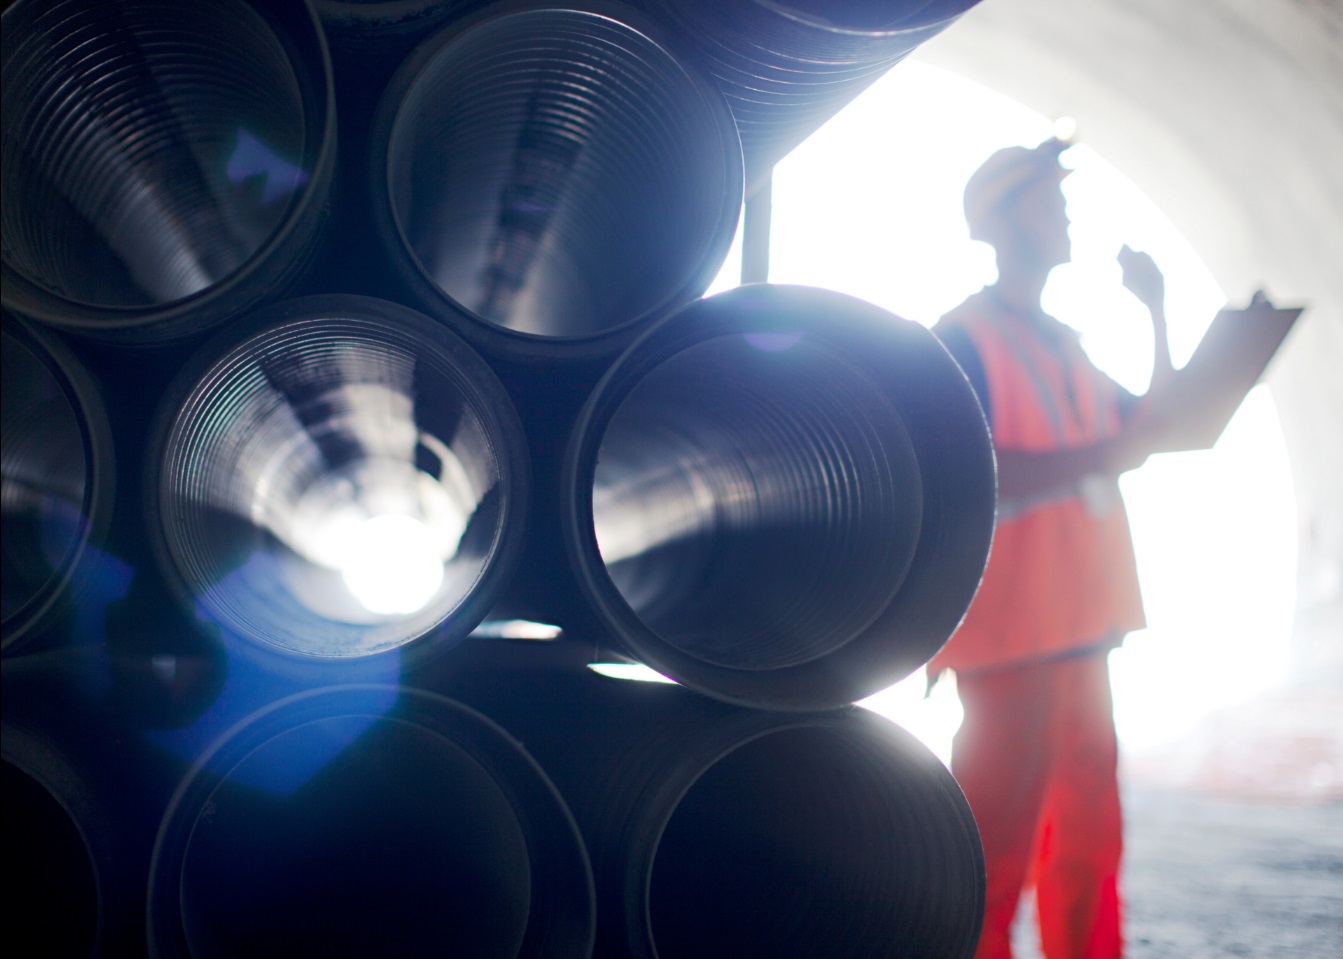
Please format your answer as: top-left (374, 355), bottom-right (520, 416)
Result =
top-left (913, 0), bottom-right (1343, 671)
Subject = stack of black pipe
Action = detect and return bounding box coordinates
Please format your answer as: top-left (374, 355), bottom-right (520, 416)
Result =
top-left (0, 2), bottom-right (995, 956)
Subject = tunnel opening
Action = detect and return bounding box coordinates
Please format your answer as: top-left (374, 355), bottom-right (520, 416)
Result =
top-left (719, 58), bottom-right (1299, 761)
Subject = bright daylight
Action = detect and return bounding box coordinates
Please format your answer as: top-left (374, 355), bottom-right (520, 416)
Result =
top-left (708, 60), bottom-right (1298, 763)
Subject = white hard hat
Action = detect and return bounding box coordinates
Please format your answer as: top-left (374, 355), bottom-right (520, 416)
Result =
top-left (963, 138), bottom-right (1070, 239)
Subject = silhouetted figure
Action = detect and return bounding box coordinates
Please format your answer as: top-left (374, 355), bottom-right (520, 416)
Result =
top-left (930, 138), bottom-right (1172, 959)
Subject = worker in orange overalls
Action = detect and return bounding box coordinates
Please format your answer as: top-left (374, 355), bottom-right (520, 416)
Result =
top-left (929, 138), bottom-right (1173, 959)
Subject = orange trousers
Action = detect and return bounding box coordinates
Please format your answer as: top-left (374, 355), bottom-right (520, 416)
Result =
top-left (952, 651), bottom-right (1123, 959)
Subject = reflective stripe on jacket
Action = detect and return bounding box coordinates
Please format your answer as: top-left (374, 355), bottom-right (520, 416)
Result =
top-left (930, 292), bottom-right (1145, 675)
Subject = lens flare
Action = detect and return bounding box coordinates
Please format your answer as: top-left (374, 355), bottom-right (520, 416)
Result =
top-left (742, 331), bottom-right (803, 352)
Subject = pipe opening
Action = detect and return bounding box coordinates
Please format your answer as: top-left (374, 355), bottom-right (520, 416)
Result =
top-left (592, 333), bottom-right (922, 670)
top-left (1, 0), bottom-right (316, 312)
top-left (2, 760), bottom-right (101, 957)
top-left (157, 299), bottom-right (523, 658)
top-left (384, 7), bottom-right (740, 339)
top-left (572, 285), bottom-right (994, 707)
top-left (176, 715), bottom-right (532, 959)
top-left (650, 723), bottom-right (981, 958)
top-left (1, 323), bottom-right (99, 644)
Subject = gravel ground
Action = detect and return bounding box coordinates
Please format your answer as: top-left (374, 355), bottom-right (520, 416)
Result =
top-left (1011, 786), bottom-right (1343, 958)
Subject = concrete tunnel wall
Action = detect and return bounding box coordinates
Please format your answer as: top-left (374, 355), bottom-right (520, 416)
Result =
top-left (912, 0), bottom-right (1343, 690)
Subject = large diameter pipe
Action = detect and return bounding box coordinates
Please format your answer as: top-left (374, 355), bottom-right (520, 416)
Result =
top-left (311, 0), bottom-right (477, 141)
top-left (2, 764), bottom-right (100, 957)
top-left (370, 1), bottom-right (743, 362)
top-left (151, 295), bottom-right (528, 663)
top-left (439, 654), bottom-right (985, 959)
top-left (564, 284), bottom-right (995, 709)
top-left (2, 723), bottom-right (128, 958)
top-left (636, 0), bottom-right (982, 184)
top-left (147, 685), bottom-right (595, 958)
top-left (314, 0), bottom-right (473, 50)
top-left (2, 314), bottom-right (115, 653)
top-left (0, 0), bottom-right (335, 344)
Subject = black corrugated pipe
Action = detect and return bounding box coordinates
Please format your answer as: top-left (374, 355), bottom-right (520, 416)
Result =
top-left (147, 685), bottom-right (595, 958)
top-left (635, 0), bottom-right (982, 186)
top-left (311, 0), bottom-right (479, 167)
top-left (314, 0), bottom-right (479, 52)
top-left (2, 722), bottom-right (133, 958)
top-left (2, 314), bottom-right (116, 654)
top-left (437, 650), bottom-right (985, 959)
top-left (0, 0), bottom-right (335, 345)
top-left (149, 296), bottom-right (528, 664)
top-left (563, 284), bottom-right (995, 710)
top-left (369, 1), bottom-right (743, 364)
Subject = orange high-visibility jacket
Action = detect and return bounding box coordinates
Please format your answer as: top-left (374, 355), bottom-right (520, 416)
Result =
top-left (930, 292), bottom-right (1145, 675)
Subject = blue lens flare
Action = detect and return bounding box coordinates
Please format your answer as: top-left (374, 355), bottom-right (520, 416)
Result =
top-left (742, 331), bottom-right (803, 352)
top-left (227, 129), bottom-right (309, 205)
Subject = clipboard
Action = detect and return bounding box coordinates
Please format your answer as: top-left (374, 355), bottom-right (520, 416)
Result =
top-left (1146, 294), bottom-right (1303, 453)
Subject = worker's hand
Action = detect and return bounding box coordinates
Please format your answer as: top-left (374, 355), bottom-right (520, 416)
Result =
top-left (1120, 244), bottom-right (1175, 394)
top-left (1100, 429), bottom-right (1150, 476)
top-left (1103, 401), bottom-right (1172, 474)
top-left (1118, 244), bottom-right (1166, 314)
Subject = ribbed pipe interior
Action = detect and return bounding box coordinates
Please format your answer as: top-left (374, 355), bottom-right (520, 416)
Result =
top-left (177, 714), bottom-right (532, 959)
top-left (2, 760), bottom-right (101, 957)
top-left (158, 311), bottom-right (513, 657)
top-left (1, 328), bottom-right (90, 631)
top-left (650, 723), bottom-right (982, 959)
top-left (593, 334), bottom-right (923, 670)
top-left (1, 0), bottom-right (309, 309)
top-left (386, 8), bottom-right (738, 337)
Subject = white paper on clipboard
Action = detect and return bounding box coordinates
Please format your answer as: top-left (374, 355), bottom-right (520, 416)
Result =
top-left (1145, 297), bottom-right (1304, 453)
